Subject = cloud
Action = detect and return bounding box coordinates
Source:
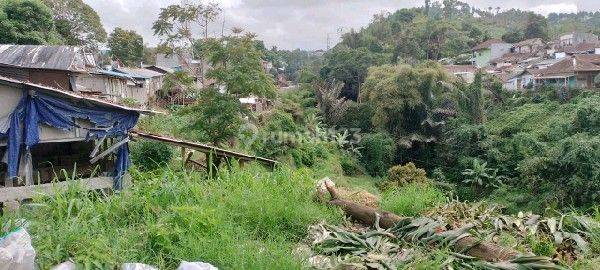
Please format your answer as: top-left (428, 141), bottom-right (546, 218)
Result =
top-left (84, 0), bottom-right (600, 51)
top-left (529, 3), bottom-right (578, 16)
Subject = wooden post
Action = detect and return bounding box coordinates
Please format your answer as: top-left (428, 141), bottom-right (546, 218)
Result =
top-left (23, 149), bottom-right (33, 186)
top-left (181, 147), bottom-right (187, 169)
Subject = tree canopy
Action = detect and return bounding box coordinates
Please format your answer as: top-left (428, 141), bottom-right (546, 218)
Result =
top-left (107, 27), bottom-right (144, 67)
top-left (0, 0), bottom-right (61, 45)
top-left (41, 0), bottom-right (107, 50)
top-left (203, 32), bottom-right (276, 99)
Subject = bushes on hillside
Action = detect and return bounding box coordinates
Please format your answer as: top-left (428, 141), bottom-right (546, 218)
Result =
top-left (358, 133), bottom-right (396, 177)
top-left (130, 141), bottom-right (173, 171)
top-left (381, 162), bottom-right (428, 190)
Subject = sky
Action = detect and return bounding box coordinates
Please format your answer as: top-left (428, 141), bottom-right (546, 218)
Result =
top-left (84, 0), bottom-right (600, 51)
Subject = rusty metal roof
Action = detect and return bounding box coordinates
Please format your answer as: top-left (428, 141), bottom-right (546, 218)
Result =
top-left (0, 75), bottom-right (156, 114)
top-left (0, 45), bottom-right (94, 72)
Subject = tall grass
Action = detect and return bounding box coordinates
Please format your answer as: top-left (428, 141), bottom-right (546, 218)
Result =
top-left (379, 183), bottom-right (445, 217)
top-left (3, 164), bottom-right (342, 269)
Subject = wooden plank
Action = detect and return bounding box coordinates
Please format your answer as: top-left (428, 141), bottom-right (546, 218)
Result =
top-left (90, 137), bottom-right (129, 164)
top-left (0, 176), bottom-right (114, 202)
top-left (130, 130), bottom-right (277, 168)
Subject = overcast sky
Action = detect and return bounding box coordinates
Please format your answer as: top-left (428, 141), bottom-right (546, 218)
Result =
top-left (84, 0), bottom-right (600, 51)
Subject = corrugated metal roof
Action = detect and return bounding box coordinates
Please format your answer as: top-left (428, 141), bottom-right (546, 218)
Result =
top-left (0, 75), bottom-right (156, 114)
top-left (0, 45), bottom-right (94, 71)
top-left (93, 69), bottom-right (134, 80)
top-left (114, 67), bottom-right (164, 79)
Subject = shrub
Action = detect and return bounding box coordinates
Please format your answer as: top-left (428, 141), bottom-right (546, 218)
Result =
top-left (380, 182), bottom-right (445, 216)
top-left (339, 154), bottom-right (364, 176)
top-left (358, 132), bottom-right (396, 177)
top-left (130, 141), bottom-right (173, 171)
top-left (381, 162), bottom-right (428, 190)
top-left (291, 142), bottom-right (328, 168)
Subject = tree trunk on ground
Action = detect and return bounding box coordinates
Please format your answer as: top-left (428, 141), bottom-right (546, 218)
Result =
top-left (324, 181), bottom-right (519, 262)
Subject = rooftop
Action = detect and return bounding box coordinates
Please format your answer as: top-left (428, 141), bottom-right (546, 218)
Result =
top-left (472, 39), bottom-right (509, 51)
top-left (0, 45), bottom-right (94, 72)
top-left (0, 75), bottom-right (155, 114)
top-left (114, 67), bottom-right (165, 79)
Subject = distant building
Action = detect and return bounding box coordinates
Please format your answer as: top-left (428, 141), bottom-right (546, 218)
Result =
top-left (535, 55), bottom-right (600, 89)
top-left (502, 69), bottom-right (538, 91)
top-left (559, 32), bottom-right (599, 47)
top-left (113, 67), bottom-right (165, 107)
top-left (472, 39), bottom-right (512, 67)
top-left (443, 65), bottom-right (477, 83)
top-left (512, 38), bottom-right (545, 54)
top-left (239, 97), bottom-right (272, 113)
top-left (557, 42), bottom-right (600, 56)
top-left (155, 53), bottom-right (211, 87)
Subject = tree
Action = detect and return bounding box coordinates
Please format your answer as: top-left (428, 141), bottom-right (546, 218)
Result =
top-left (107, 28), bottom-right (144, 67)
top-left (202, 31), bottom-right (277, 99)
top-left (180, 88), bottom-right (242, 146)
top-left (152, 2), bottom-right (221, 57)
top-left (320, 47), bottom-right (385, 101)
top-left (360, 63), bottom-right (454, 147)
top-left (501, 28), bottom-right (524, 43)
top-left (41, 0), bottom-right (106, 50)
top-left (0, 0), bottom-right (61, 44)
top-left (465, 72), bottom-right (486, 124)
top-left (524, 13), bottom-right (549, 41)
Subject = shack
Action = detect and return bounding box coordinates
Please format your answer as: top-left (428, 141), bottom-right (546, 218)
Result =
top-left (113, 67), bottom-right (165, 107)
top-left (0, 76), bottom-right (151, 202)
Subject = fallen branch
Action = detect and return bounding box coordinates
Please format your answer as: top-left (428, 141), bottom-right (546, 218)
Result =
top-left (323, 179), bottom-right (520, 262)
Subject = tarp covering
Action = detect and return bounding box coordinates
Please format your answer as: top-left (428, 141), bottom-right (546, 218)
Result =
top-left (0, 88), bottom-right (139, 189)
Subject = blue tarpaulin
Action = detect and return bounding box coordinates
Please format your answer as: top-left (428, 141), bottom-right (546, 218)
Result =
top-left (0, 88), bottom-right (139, 189)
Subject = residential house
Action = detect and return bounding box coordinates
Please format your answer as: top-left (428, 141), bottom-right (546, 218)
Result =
top-left (443, 65), bottom-right (477, 83)
top-left (490, 53), bottom-right (540, 68)
top-left (557, 42), bottom-right (600, 57)
top-left (534, 55), bottom-right (600, 89)
top-left (512, 38), bottom-right (545, 54)
top-left (114, 67), bottom-right (165, 107)
top-left (472, 39), bottom-right (513, 67)
top-left (74, 70), bottom-right (132, 102)
top-left (530, 58), bottom-right (562, 70)
top-left (0, 45), bottom-right (154, 107)
top-left (156, 53), bottom-right (210, 87)
top-left (502, 69), bottom-right (538, 91)
top-left (559, 32), bottom-right (598, 47)
top-left (0, 45), bottom-right (95, 90)
top-left (239, 97), bottom-right (272, 113)
top-left (0, 75), bottom-right (150, 200)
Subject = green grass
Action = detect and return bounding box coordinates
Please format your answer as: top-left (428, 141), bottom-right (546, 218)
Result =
top-left (379, 183), bottom-right (445, 217)
top-left (2, 164), bottom-right (343, 269)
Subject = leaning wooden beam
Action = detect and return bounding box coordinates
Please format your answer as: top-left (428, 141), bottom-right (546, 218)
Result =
top-left (0, 176), bottom-right (113, 202)
top-left (90, 137), bottom-right (130, 164)
top-left (130, 130), bottom-right (277, 169)
top-left (323, 180), bottom-right (519, 262)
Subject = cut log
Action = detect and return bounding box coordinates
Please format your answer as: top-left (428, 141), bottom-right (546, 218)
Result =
top-left (323, 180), bottom-right (519, 262)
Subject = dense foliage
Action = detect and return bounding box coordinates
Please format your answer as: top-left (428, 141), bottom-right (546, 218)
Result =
top-left (107, 27), bottom-right (144, 66)
top-left (0, 0), bottom-right (61, 44)
top-left (41, 0), bottom-right (107, 50)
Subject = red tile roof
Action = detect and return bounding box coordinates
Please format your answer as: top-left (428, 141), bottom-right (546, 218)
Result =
top-left (536, 56), bottom-right (600, 78)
